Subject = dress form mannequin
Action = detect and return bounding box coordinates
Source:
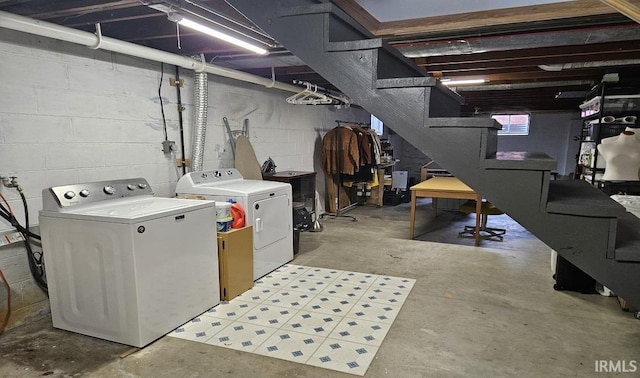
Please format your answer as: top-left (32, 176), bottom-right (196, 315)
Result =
top-left (597, 130), bottom-right (640, 181)
top-left (596, 128), bottom-right (639, 169)
top-left (600, 127), bottom-right (640, 145)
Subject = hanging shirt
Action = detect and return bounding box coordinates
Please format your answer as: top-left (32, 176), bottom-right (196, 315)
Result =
top-left (352, 126), bottom-right (373, 166)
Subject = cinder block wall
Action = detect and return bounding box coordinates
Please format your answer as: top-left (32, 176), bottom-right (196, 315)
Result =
top-left (0, 29), bottom-right (368, 329)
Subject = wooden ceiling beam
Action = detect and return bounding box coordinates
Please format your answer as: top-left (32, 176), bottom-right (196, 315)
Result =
top-left (415, 41), bottom-right (640, 65)
top-left (48, 7), bottom-right (164, 27)
top-left (372, 1), bottom-right (618, 37)
top-left (444, 68), bottom-right (609, 82)
top-left (601, 0), bottom-right (640, 24)
top-left (418, 51), bottom-right (640, 74)
top-left (8, 0), bottom-right (140, 19)
top-left (332, 0), bottom-right (381, 33)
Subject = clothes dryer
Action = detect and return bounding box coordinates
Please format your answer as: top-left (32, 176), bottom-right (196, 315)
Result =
top-left (176, 169), bottom-right (293, 280)
top-left (39, 178), bottom-right (220, 347)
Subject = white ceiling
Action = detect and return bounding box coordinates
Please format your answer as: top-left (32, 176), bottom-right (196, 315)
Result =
top-left (353, 0), bottom-right (574, 22)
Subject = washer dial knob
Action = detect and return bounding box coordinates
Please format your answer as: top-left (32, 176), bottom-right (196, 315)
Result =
top-left (79, 189), bottom-right (90, 198)
top-left (127, 184), bottom-right (136, 191)
top-left (64, 191), bottom-right (76, 200)
top-left (103, 186), bottom-right (115, 195)
top-left (138, 183), bottom-right (148, 189)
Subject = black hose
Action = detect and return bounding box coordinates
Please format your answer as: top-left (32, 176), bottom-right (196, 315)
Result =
top-left (17, 191), bottom-right (47, 293)
top-left (0, 202), bottom-right (41, 240)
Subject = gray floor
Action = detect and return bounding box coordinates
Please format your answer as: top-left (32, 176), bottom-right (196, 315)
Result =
top-left (1, 199), bottom-right (638, 377)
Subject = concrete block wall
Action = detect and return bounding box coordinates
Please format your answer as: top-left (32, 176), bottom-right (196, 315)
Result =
top-left (390, 136), bottom-right (430, 185)
top-left (0, 29), bottom-right (367, 329)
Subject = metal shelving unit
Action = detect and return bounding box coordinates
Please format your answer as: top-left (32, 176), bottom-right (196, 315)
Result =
top-left (575, 80), bottom-right (640, 188)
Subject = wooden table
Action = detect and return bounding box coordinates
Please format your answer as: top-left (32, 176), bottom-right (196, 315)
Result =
top-left (409, 177), bottom-right (483, 246)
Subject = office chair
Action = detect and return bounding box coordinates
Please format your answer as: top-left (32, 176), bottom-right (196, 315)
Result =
top-left (458, 200), bottom-right (506, 241)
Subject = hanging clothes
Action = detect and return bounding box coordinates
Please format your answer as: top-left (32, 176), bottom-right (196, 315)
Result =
top-left (352, 126), bottom-right (373, 166)
top-left (322, 123), bottom-right (382, 213)
top-left (321, 126), bottom-right (360, 175)
top-left (366, 129), bottom-right (382, 166)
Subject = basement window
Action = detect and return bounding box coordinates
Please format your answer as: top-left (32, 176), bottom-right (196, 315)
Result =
top-left (491, 113), bottom-right (530, 136)
top-left (371, 114), bottom-right (384, 135)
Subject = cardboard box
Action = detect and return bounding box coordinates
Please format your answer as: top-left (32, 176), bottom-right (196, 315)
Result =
top-left (217, 226), bottom-right (253, 301)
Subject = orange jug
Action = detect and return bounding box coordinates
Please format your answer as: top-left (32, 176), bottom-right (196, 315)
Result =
top-left (230, 202), bottom-right (246, 228)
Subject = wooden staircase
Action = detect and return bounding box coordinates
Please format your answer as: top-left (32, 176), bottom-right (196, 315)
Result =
top-left (227, 0), bottom-right (640, 309)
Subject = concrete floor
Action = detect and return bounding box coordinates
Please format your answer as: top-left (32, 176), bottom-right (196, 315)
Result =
top-left (1, 199), bottom-right (639, 377)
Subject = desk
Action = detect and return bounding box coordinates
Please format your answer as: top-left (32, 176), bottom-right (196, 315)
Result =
top-left (409, 177), bottom-right (482, 246)
top-left (263, 171), bottom-right (316, 215)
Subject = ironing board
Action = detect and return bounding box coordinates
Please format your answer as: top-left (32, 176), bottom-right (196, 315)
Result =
top-left (235, 135), bottom-right (263, 180)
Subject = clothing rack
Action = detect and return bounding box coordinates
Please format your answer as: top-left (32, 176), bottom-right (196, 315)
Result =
top-left (334, 120), bottom-right (370, 127)
top-left (321, 120), bottom-right (362, 221)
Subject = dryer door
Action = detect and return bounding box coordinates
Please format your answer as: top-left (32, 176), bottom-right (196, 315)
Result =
top-left (253, 194), bottom-right (290, 250)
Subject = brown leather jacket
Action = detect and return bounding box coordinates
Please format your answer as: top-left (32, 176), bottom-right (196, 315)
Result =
top-left (321, 127), bottom-right (360, 175)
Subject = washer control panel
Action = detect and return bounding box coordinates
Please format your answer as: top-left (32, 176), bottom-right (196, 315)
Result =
top-left (45, 178), bottom-right (153, 209)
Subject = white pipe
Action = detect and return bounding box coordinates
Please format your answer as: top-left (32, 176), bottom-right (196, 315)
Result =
top-left (0, 10), bottom-right (303, 94)
top-left (539, 60), bottom-right (640, 71)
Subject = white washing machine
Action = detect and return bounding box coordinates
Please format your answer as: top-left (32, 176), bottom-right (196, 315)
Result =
top-left (39, 178), bottom-right (220, 347)
top-left (176, 169), bottom-right (293, 280)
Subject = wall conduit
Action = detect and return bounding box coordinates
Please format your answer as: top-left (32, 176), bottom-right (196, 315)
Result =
top-left (0, 10), bottom-right (303, 94)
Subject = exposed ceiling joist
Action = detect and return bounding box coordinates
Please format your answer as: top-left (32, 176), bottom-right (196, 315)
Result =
top-left (601, 0), bottom-right (640, 24)
top-left (352, 0), bottom-right (620, 37)
top-left (394, 24), bottom-right (640, 58)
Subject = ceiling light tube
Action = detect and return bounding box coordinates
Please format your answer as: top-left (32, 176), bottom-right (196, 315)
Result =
top-left (441, 78), bottom-right (487, 86)
top-left (169, 13), bottom-right (268, 55)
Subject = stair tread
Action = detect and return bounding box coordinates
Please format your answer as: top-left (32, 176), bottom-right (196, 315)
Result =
top-left (326, 39), bottom-right (382, 51)
top-left (546, 180), bottom-right (627, 217)
top-left (425, 118), bottom-right (500, 128)
top-left (615, 211), bottom-right (640, 262)
top-left (484, 151), bottom-right (557, 170)
top-left (376, 77), bottom-right (437, 88)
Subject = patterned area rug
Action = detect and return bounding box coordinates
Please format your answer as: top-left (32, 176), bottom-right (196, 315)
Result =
top-left (168, 264), bottom-right (415, 376)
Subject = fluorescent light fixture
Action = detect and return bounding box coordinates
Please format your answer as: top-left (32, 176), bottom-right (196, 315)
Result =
top-left (169, 13), bottom-right (268, 55)
top-left (441, 78), bottom-right (487, 86)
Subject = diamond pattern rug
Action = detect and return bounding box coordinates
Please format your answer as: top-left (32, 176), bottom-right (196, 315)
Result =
top-left (168, 264), bottom-right (415, 376)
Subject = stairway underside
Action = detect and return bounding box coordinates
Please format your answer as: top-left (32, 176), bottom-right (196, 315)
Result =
top-left (227, 0), bottom-right (640, 310)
